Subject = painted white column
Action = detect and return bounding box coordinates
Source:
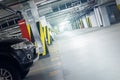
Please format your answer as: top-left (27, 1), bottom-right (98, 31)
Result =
top-left (94, 7), bottom-right (103, 27)
top-left (116, 0), bottom-right (120, 10)
top-left (28, 0), bottom-right (40, 22)
top-left (99, 6), bottom-right (110, 27)
top-left (82, 16), bottom-right (89, 28)
top-left (89, 12), bottom-right (98, 27)
top-left (20, 1), bottom-right (43, 53)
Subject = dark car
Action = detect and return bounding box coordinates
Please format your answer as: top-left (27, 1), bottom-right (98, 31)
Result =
top-left (0, 38), bottom-right (37, 80)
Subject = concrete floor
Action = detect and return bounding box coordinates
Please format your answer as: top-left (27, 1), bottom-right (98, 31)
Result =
top-left (25, 23), bottom-right (120, 80)
top-left (24, 42), bottom-right (64, 80)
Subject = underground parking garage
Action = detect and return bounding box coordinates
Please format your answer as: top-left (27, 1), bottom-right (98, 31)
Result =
top-left (1, 0), bottom-right (120, 80)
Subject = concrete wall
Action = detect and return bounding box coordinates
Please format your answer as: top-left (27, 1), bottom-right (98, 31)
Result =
top-left (79, 5), bottom-right (110, 28)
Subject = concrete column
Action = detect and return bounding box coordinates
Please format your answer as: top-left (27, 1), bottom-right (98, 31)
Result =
top-left (20, 1), bottom-right (43, 52)
top-left (76, 20), bottom-right (80, 29)
top-left (89, 12), bottom-right (98, 27)
top-left (94, 7), bottom-right (103, 27)
top-left (82, 16), bottom-right (89, 28)
top-left (116, 0), bottom-right (120, 10)
top-left (77, 20), bottom-right (80, 29)
top-left (99, 6), bottom-right (110, 27)
top-left (73, 21), bottom-right (76, 30)
top-left (20, 1), bottom-right (39, 22)
top-left (28, 1), bottom-right (40, 22)
top-left (79, 18), bottom-right (84, 29)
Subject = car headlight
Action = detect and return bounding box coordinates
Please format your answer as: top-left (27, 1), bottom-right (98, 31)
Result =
top-left (11, 42), bottom-right (28, 49)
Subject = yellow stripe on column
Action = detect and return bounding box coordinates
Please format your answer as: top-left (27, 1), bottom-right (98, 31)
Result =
top-left (44, 26), bottom-right (47, 39)
top-left (27, 24), bottom-right (31, 36)
top-left (116, 0), bottom-right (120, 10)
top-left (47, 28), bottom-right (51, 45)
top-left (88, 17), bottom-right (92, 27)
top-left (117, 4), bottom-right (120, 10)
top-left (27, 24), bottom-right (31, 40)
top-left (40, 22), bottom-right (46, 56)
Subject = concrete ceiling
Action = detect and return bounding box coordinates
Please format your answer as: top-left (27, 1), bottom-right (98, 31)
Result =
top-left (0, 0), bottom-right (29, 6)
top-left (38, 0), bottom-right (116, 27)
top-left (43, 0), bottom-right (97, 27)
top-left (0, 0), bottom-right (115, 27)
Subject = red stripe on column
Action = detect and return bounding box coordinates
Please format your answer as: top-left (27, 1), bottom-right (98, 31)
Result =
top-left (18, 19), bottom-right (31, 41)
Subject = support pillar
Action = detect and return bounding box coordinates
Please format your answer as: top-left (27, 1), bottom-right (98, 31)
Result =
top-left (99, 6), bottom-right (110, 27)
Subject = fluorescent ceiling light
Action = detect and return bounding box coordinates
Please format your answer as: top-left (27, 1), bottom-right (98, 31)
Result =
top-left (36, 0), bottom-right (57, 6)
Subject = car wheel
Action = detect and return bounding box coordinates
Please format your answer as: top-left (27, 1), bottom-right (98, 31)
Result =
top-left (0, 63), bottom-right (21, 80)
top-left (21, 69), bottom-right (29, 79)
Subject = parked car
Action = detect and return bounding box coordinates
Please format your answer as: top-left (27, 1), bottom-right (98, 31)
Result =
top-left (0, 38), bottom-right (38, 80)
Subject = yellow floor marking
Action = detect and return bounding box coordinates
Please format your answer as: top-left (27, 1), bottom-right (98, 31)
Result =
top-left (57, 62), bottom-right (62, 66)
top-left (30, 62), bottom-right (62, 73)
top-left (51, 57), bottom-right (59, 62)
top-left (49, 70), bottom-right (61, 76)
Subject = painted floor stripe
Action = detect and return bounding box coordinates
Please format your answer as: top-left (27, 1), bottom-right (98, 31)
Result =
top-left (30, 62), bottom-right (62, 73)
